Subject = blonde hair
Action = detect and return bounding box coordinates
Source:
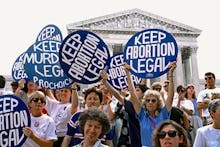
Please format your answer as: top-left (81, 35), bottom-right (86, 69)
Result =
top-left (28, 91), bottom-right (46, 103)
top-left (142, 90), bottom-right (163, 111)
top-left (151, 82), bottom-right (162, 89)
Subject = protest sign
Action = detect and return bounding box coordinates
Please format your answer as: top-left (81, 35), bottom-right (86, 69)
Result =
top-left (59, 30), bottom-right (110, 84)
top-left (107, 53), bottom-right (141, 90)
top-left (23, 25), bottom-right (72, 89)
top-left (11, 52), bottom-right (28, 82)
top-left (0, 95), bottom-right (31, 147)
top-left (124, 29), bottom-right (178, 78)
top-left (36, 24), bottom-right (63, 43)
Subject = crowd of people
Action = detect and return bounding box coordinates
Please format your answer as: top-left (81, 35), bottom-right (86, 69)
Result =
top-left (1, 62), bottom-right (220, 147)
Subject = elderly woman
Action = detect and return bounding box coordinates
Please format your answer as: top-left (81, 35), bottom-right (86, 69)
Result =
top-left (73, 107), bottom-right (111, 147)
top-left (61, 87), bottom-right (114, 147)
top-left (153, 120), bottom-right (190, 147)
top-left (22, 91), bottom-right (57, 147)
top-left (124, 61), bottom-right (176, 147)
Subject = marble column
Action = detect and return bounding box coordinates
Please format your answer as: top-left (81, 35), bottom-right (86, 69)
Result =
top-left (184, 49), bottom-right (192, 85)
top-left (175, 47), bottom-right (184, 87)
top-left (190, 47), bottom-right (201, 94)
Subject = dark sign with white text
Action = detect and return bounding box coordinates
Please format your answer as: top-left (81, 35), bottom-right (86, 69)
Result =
top-left (23, 24), bottom-right (72, 89)
top-left (0, 95), bottom-right (31, 147)
top-left (124, 29), bottom-right (178, 78)
top-left (59, 30), bottom-right (110, 84)
top-left (107, 53), bottom-right (141, 90)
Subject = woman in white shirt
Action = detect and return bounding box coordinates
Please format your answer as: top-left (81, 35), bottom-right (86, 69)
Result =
top-left (22, 91), bottom-right (57, 147)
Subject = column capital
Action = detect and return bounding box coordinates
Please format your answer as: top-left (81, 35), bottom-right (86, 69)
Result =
top-left (191, 47), bottom-right (198, 54)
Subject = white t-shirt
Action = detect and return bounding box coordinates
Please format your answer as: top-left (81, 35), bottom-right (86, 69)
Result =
top-left (45, 96), bottom-right (72, 137)
top-left (197, 87), bottom-right (220, 117)
top-left (172, 96), bottom-right (194, 117)
top-left (22, 114), bottom-right (57, 147)
top-left (193, 125), bottom-right (220, 147)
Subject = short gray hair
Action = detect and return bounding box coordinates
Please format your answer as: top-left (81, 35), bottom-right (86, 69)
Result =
top-left (208, 99), bottom-right (220, 113)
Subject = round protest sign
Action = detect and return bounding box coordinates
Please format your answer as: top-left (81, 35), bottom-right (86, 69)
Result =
top-left (123, 29), bottom-right (178, 78)
top-left (35, 24), bottom-right (63, 43)
top-left (11, 52), bottom-right (29, 82)
top-left (0, 94), bottom-right (31, 147)
top-left (107, 53), bottom-right (141, 90)
top-left (23, 41), bottom-right (73, 90)
top-left (59, 30), bottom-right (110, 84)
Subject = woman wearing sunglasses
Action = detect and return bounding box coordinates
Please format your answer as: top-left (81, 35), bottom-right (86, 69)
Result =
top-left (124, 61), bottom-right (176, 147)
top-left (22, 91), bottom-right (57, 147)
top-left (153, 120), bottom-right (190, 147)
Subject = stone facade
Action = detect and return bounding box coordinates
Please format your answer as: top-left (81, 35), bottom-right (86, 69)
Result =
top-left (66, 8), bottom-right (202, 92)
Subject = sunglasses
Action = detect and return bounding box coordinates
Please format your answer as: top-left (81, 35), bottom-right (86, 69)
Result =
top-left (31, 98), bottom-right (45, 103)
top-left (205, 77), bottom-right (213, 80)
top-left (154, 88), bottom-right (161, 91)
top-left (146, 99), bottom-right (157, 103)
top-left (157, 130), bottom-right (178, 139)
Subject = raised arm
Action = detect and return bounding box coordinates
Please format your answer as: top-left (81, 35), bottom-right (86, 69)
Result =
top-left (123, 63), bottom-right (142, 114)
top-left (14, 79), bottom-right (25, 96)
top-left (45, 89), bottom-right (56, 100)
top-left (70, 82), bottom-right (79, 114)
top-left (100, 70), bottom-right (125, 104)
top-left (165, 61), bottom-right (176, 112)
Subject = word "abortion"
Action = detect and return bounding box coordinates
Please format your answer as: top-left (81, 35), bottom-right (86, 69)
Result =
top-left (61, 33), bottom-right (108, 82)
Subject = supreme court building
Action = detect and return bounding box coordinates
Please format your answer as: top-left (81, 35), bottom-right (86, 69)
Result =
top-left (66, 8), bottom-right (202, 93)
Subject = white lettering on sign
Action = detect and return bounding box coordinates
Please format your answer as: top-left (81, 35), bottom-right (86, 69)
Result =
top-left (110, 75), bottom-right (141, 89)
top-left (125, 30), bottom-right (176, 74)
top-left (61, 33), bottom-right (108, 82)
top-left (0, 128), bottom-right (25, 147)
top-left (37, 26), bottom-right (61, 42)
top-left (126, 42), bottom-right (175, 59)
top-left (0, 98), bottom-right (18, 113)
top-left (129, 57), bottom-right (169, 73)
top-left (110, 55), bottom-right (123, 67)
top-left (0, 97), bottom-right (29, 147)
top-left (33, 76), bottom-right (72, 89)
top-left (38, 26), bottom-right (55, 41)
top-left (34, 65), bottom-right (63, 77)
top-left (24, 40), bottom-right (71, 89)
top-left (13, 70), bottom-right (26, 79)
top-left (134, 31), bottom-right (166, 45)
top-left (34, 41), bottom-right (60, 52)
top-left (0, 111), bottom-right (28, 130)
top-left (108, 66), bottom-right (126, 80)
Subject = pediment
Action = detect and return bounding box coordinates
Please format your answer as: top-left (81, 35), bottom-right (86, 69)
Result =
top-left (67, 8), bottom-right (201, 35)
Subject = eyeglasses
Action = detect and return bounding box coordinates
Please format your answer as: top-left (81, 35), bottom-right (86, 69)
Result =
top-left (31, 98), bottom-right (45, 103)
top-left (146, 99), bottom-right (157, 103)
top-left (205, 77), bottom-right (213, 80)
top-left (157, 130), bottom-right (178, 139)
top-left (154, 88), bottom-right (161, 91)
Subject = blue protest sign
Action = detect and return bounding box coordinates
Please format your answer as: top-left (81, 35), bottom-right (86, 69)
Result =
top-left (0, 94), bottom-right (31, 147)
top-left (107, 53), bottom-right (141, 90)
top-left (59, 30), bottom-right (110, 84)
top-left (123, 29), bottom-right (178, 78)
top-left (23, 41), bottom-right (73, 90)
top-left (36, 24), bottom-right (63, 43)
top-left (11, 52), bottom-right (29, 82)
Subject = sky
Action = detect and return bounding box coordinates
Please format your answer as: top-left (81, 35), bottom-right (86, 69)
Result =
top-left (0, 0), bottom-right (219, 79)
